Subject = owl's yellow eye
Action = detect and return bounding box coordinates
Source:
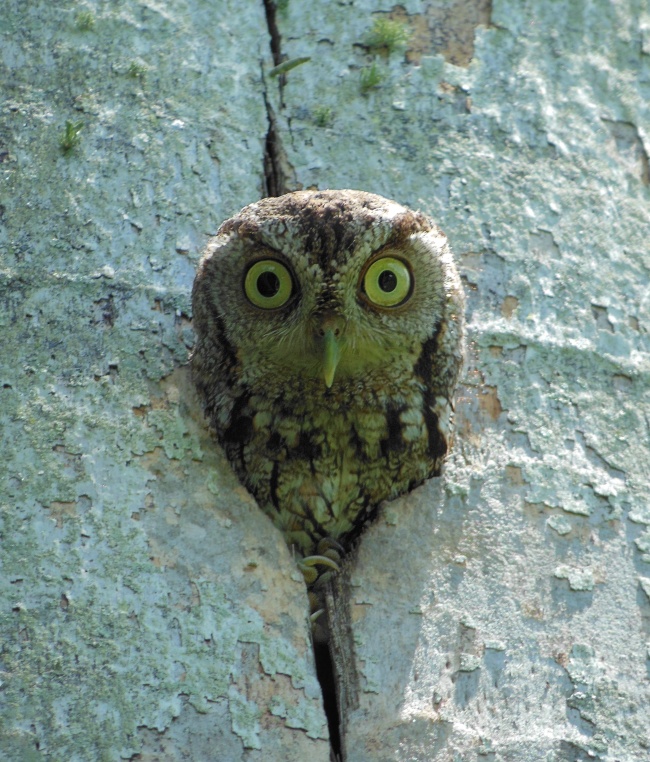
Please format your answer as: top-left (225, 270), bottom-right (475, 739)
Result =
top-left (362, 256), bottom-right (412, 307)
top-left (244, 260), bottom-right (294, 309)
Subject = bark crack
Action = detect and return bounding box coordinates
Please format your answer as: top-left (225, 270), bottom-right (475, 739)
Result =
top-left (260, 6), bottom-right (353, 760)
top-left (261, 0), bottom-right (295, 197)
top-left (323, 564), bottom-right (360, 762)
top-left (261, 89), bottom-right (293, 197)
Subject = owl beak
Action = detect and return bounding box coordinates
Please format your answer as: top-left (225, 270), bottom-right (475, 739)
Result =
top-left (317, 313), bottom-right (345, 388)
top-left (322, 329), bottom-right (341, 388)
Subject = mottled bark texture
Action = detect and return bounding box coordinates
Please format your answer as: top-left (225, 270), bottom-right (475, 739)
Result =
top-left (1, 1), bottom-right (649, 760)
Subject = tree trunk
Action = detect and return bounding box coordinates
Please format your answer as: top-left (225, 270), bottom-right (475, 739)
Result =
top-left (2, 1), bottom-right (649, 760)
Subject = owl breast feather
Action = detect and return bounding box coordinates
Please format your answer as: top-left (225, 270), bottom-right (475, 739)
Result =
top-left (220, 375), bottom-right (448, 555)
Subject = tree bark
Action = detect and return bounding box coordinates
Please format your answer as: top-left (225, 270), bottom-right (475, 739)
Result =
top-left (2, 1), bottom-right (649, 760)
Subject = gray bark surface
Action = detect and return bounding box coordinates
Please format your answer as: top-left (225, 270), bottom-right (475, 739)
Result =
top-left (1, 1), bottom-right (649, 761)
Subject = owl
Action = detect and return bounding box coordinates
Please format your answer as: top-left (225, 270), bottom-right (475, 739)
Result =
top-left (191, 190), bottom-right (464, 563)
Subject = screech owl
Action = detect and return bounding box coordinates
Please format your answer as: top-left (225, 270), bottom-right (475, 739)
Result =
top-left (191, 190), bottom-right (464, 559)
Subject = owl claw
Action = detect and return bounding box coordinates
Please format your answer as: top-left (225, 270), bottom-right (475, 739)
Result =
top-left (312, 569), bottom-right (336, 588)
top-left (298, 554), bottom-right (340, 585)
top-left (301, 555), bottom-right (341, 570)
top-left (310, 608), bottom-right (325, 624)
top-left (308, 594), bottom-right (327, 641)
top-left (316, 537), bottom-right (345, 559)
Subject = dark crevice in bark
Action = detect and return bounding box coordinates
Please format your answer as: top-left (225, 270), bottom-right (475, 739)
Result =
top-left (261, 0), bottom-right (294, 197)
top-left (314, 636), bottom-right (343, 761)
top-left (262, 0), bottom-right (283, 68)
top-left (262, 93), bottom-right (292, 197)
top-left (323, 566), bottom-right (360, 762)
top-left (260, 3), bottom-right (343, 759)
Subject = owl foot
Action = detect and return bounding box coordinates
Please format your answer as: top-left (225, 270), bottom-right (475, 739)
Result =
top-left (299, 539), bottom-right (346, 640)
top-left (297, 538), bottom-right (345, 585)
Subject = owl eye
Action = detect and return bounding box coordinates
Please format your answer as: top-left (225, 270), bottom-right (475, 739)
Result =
top-left (362, 256), bottom-right (412, 307)
top-left (244, 260), bottom-right (294, 309)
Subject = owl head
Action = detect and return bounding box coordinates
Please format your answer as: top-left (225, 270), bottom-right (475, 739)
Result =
top-left (191, 190), bottom-right (464, 405)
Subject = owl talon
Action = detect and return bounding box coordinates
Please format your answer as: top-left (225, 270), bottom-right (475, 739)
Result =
top-left (308, 592), bottom-right (328, 639)
top-left (314, 538), bottom-right (345, 572)
top-left (316, 537), bottom-right (345, 557)
top-left (312, 569), bottom-right (336, 588)
top-left (301, 554), bottom-right (341, 570)
top-left (310, 608), bottom-right (325, 624)
top-left (298, 554), bottom-right (340, 585)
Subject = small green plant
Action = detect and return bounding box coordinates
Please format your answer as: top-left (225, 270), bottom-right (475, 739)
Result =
top-left (60, 120), bottom-right (84, 153)
top-left (276, 0), bottom-right (289, 10)
top-left (75, 10), bottom-right (95, 31)
top-left (127, 60), bottom-right (148, 80)
top-left (365, 17), bottom-right (410, 54)
top-left (268, 56), bottom-right (311, 78)
top-left (312, 105), bottom-right (333, 128)
top-left (359, 62), bottom-right (383, 94)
